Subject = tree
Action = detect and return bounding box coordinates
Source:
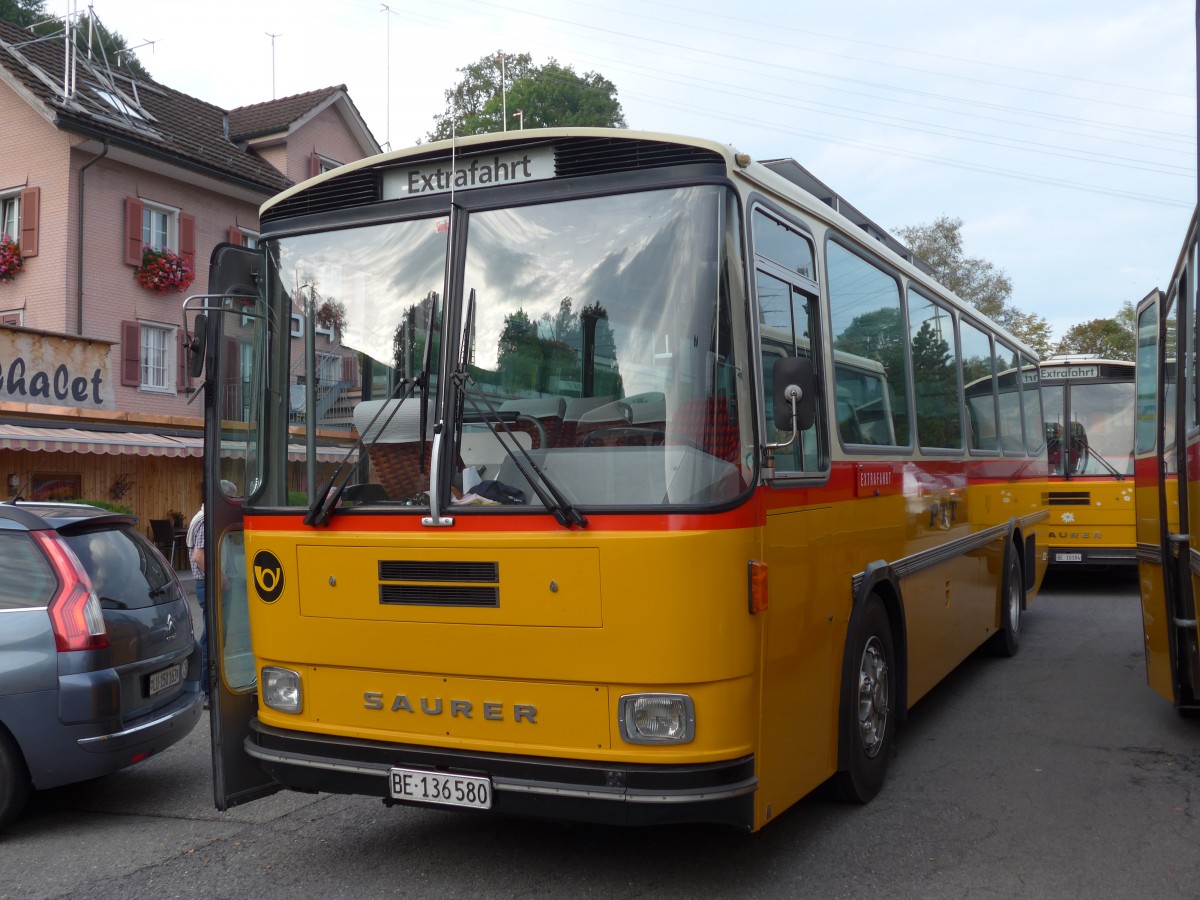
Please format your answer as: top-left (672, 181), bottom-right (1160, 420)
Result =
top-left (0, 0), bottom-right (47, 27)
top-left (427, 52), bottom-right (624, 142)
top-left (894, 216), bottom-right (1052, 357)
top-left (0, 4), bottom-right (150, 78)
top-left (1054, 317), bottom-right (1135, 360)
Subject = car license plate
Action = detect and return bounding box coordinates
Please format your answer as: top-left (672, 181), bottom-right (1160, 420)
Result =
top-left (389, 767), bottom-right (492, 809)
top-left (1055, 552), bottom-right (1083, 562)
top-left (149, 663), bottom-right (181, 696)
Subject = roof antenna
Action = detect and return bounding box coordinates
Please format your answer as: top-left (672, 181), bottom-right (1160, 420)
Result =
top-left (265, 32), bottom-right (282, 99)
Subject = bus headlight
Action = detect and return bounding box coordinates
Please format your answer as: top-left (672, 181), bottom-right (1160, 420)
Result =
top-left (262, 667), bottom-right (303, 714)
top-left (618, 693), bottom-right (695, 744)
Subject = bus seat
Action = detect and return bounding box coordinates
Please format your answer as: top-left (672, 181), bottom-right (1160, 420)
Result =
top-left (556, 396), bottom-right (616, 447)
top-left (669, 397), bottom-right (740, 463)
top-left (495, 397), bottom-right (562, 449)
top-left (353, 399), bottom-right (433, 500)
top-left (573, 399), bottom-right (633, 445)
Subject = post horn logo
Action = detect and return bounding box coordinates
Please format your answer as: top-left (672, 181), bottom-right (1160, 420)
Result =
top-left (252, 550), bottom-right (284, 603)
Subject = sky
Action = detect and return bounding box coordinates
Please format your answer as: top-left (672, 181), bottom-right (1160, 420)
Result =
top-left (44, 0), bottom-right (1197, 344)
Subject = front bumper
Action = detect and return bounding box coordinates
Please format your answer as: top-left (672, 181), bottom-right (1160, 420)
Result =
top-left (246, 719), bottom-right (756, 828)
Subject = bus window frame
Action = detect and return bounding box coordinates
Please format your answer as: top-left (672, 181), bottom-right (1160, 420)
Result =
top-left (906, 285), bottom-right (965, 456)
top-left (747, 198), bottom-right (828, 484)
top-left (823, 233), bottom-right (915, 455)
top-left (959, 314), bottom-right (1003, 457)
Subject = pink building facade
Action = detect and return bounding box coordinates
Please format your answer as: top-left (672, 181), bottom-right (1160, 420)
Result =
top-left (0, 18), bottom-right (379, 532)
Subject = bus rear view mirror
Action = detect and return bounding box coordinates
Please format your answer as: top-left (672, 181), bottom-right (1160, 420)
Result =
top-left (187, 313), bottom-right (208, 379)
top-left (772, 356), bottom-right (816, 432)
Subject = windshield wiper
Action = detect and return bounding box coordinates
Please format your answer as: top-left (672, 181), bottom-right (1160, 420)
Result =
top-left (455, 375), bottom-right (587, 529)
top-left (304, 377), bottom-right (423, 526)
top-left (1071, 437), bottom-right (1126, 481)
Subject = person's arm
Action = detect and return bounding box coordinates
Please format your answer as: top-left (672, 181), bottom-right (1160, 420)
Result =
top-left (192, 545), bottom-right (205, 571)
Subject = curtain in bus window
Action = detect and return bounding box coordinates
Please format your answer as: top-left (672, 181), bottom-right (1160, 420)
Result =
top-left (908, 293), bottom-right (961, 449)
top-left (1043, 383), bottom-right (1065, 473)
top-left (960, 320), bottom-right (998, 452)
top-left (826, 243), bottom-right (910, 447)
top-left (995, 342), bottom-right (1024, 454)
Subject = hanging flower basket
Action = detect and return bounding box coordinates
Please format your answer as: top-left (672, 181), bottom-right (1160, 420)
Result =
top-left (135, 245), bottom-right (194, 294)
top-left (315, 299), bottom-right (347, 331)
top-left (0, 234), bottom-right (22, 284)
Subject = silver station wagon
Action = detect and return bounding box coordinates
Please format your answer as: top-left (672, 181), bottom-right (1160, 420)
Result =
top-left (0, 501), bottom-right (203, 829)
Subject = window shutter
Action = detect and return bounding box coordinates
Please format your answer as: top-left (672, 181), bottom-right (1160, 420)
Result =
top-left (228, 225), bottom-right (242, 245)
top-left (177, 330), bottom-right (189, 392)
top-left (124, 197), bottom-right (143, 266)
top-left (121, 321), bottom-right (141, 386)
top-left (19, 187), bottom-right (39, 257)
top-left (179, 213), bottom-right (196, 272)
top-left (309, 153), bottom-right (321, 178)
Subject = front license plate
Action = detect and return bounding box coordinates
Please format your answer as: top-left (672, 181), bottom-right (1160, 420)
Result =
top-left (389, 767), bottom-right (492, 809)
top-left (149, 663), bottom-right (181, 696)
top-left (1055, 552), bottom-right (1083, 562)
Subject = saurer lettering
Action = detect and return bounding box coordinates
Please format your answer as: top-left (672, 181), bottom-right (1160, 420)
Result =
top-left (364, 692), bottom-right (537, 723)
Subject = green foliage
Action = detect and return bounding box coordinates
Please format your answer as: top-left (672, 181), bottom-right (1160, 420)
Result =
top-left (0, 0), bottom-right (47, 28)
top-left (0, 5), bottom-right (151, 78)
top-left (1054, 317), bottom-right (1135, 361)
top-left (894, 216), bottom-right (1052, 357)
top-left (427, 52), bottom-right (624, 142)
top-left (288, 491), bottom-right (308, 506)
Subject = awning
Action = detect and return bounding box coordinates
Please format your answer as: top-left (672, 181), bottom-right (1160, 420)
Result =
top-left (0, 425), bottom-right (201, 457)
top-left (0, 424), bottom-right (353, 462)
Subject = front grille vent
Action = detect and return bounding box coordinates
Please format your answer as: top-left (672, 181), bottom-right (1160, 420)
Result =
top-left (553, 138), bottom-right (725, 178)
top-left (1047, 491), bottom-right (1090, 506)
top-left (378, 559), bottom-right (500, 608)
top-left (381, 585), bottom-right (499, 607)
top-left (261, 171), bottom-right (381, 225)
top-left (379, 561), bottom-right (498, 582)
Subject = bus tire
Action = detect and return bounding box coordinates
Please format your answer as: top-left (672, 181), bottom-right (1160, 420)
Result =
top-left (0, 727), bottom-right (30, 831)
top-left (988, 552), bottom-right (1023, 658)
top-left (832, 594), bottom-right (894, 804)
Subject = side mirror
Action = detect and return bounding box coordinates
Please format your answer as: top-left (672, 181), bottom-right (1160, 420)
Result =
top-left (187, 313), bottom-right (208, 378)
top-left (772, 356), bottom-right (817, 432)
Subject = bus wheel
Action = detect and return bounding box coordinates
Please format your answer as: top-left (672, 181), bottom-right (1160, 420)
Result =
top-left (832, 595), bottom-right (894, 804)
top-left (988, 552), bottom-right (1023, 658)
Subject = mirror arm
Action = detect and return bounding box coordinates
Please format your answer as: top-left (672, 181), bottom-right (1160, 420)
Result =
top-left (765, 386), bottom-right (802, 452)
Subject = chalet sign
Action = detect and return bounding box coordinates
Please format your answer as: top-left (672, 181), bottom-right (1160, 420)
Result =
top-left (0, 327), bottom-right (114, 410)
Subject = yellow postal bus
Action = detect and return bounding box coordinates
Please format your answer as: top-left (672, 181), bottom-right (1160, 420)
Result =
top-left (190, 129), bottom-right (1049, 830)
top-left (1038, 356), bottom-right (1136, 568)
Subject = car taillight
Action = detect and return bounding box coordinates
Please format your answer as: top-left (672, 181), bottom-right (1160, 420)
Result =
top-left (32, 530), bottom-right (109, 652)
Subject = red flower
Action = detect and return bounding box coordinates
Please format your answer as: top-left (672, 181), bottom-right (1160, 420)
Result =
top-left (0, 234), bottom-right (22, 284)
top-left (134, 246), bottom-right (194, 294)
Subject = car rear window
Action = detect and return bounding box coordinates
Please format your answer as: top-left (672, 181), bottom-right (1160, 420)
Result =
top-left (62, 525), bottom-right (179, 610)
top-left (0, 531), bottom-right (57, 610)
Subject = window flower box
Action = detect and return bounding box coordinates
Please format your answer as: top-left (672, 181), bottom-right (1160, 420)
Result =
top-left (0, 234), bottom-right (22, 284)
top-left (135, 246), bottom-right (194, 294)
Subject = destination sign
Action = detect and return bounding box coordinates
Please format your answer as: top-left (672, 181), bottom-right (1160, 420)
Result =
top-left (1041, 365), bottom-right (1099, 380)
top-left (383, 147), bottom-right (555, 199)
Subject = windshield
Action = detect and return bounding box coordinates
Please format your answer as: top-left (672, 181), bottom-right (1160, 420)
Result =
top-left (253, 184), bottom-right (752, 514)
top-left (1044, 380), bottom-right (1135, 477)
top-left (453, 185), bottom-right (751, 510)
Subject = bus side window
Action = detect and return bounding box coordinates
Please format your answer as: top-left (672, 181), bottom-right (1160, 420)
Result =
top-left (758, 270), bottom-right (820, 474)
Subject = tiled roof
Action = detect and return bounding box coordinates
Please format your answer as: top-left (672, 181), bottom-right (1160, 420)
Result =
top-left (0, 18), bottom-right (292, 194)
top-left (228, 86), bottom-right (348, 141)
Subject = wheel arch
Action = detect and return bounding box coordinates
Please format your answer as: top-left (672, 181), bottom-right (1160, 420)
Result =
top-left (837, 561), bottom-right (908, 774)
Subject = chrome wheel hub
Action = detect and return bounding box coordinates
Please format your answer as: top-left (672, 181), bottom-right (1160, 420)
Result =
top-left (857, 637), bottom-right (889, 759)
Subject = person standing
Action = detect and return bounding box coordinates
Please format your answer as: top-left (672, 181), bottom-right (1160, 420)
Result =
top-left (187, 505), bottom-right (209, 708)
